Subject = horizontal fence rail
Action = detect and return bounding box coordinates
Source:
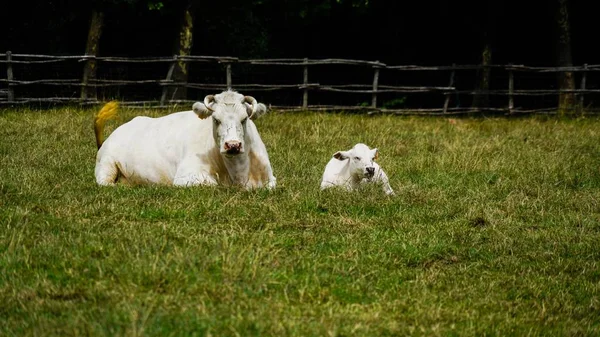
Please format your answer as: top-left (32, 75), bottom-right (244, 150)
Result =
top-left (1, 52), bottom-right (598, 115)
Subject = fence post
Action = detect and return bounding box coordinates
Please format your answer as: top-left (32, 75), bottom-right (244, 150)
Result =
top-left (160, 55), bottom-right (178, 106)
top-left (442, 63), bottom-right (456, 114)
top-left (508, 64), bottom-right (514, 114)
top-left (226, 63), bottom-right (232, 90)
top-left (80, 55), bottom-right (95, 101)
top-left (303, 58), bottom-right (309, 109)
top-left (371, 61), bottom-right (380, 109)
top-left (81, 54), bottom-right (99, 102)
top-left (6, 51), bottom-right (14, 102)
top-left (578, 63), bottom-right (587, 114)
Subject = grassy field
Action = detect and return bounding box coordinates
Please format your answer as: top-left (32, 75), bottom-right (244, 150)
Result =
top-left (1, 105), bottom-right (599, 336)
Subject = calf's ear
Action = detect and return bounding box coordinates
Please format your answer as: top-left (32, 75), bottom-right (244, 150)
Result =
top-left (333, 151), bottom-right (350, 160)
top-left (372, 148), bottom-right (379, 160)
top-left (193, 102), bottom-right (213, 119)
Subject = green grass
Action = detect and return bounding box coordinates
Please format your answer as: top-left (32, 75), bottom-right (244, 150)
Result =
top-left (1, 106), bottom-right (599, 336)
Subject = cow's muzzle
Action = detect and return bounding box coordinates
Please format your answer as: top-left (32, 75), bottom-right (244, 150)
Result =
top-left (224, 141), bottom-right (242, 155)
top-left (365, 167), bottom-right (375, 178)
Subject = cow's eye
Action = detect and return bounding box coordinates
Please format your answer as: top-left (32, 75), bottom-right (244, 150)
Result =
top-left (354, 157), bottom-right (360, 161)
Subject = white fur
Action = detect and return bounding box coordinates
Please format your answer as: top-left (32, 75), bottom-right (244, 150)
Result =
top-left (320, 143), bottom-right (394, 195)
top-left (95, 90), bottom-right (276, 189)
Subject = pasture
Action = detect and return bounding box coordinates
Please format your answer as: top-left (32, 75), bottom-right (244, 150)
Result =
top-left (1, 106), bottom-right (599, 336)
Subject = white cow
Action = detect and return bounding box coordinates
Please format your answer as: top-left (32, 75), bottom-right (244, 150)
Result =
top-left (320, 143), bottom-right (395, 195)
top-left (94, 90), bottom-right (276, 189)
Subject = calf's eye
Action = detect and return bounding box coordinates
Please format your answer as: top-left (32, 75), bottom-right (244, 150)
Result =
top-left (354, 157), bottom-right (361, 161)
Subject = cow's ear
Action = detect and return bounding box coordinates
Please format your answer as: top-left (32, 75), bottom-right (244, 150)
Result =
top-left (333, 151), bottom-right (350, 160)
top-left (244, 96), bottom-right (259, 118)
top-left (193, 102), bottom-right (212, 119)
top-left (249, 103), bottom-right (267, 120)
top-left (372, 148), bottom-right (379, 160)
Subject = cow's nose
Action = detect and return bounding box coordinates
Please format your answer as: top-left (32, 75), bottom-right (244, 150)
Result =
top-left (366, 167), bottom-right (375, 176)
top-left (224, 141), bottom-right (242, 154)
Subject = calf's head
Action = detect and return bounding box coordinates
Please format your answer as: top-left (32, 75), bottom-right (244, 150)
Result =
top-left (333, 143), bottom-right (379, 179)
top-left (193, 90), bottom-right (263, 156)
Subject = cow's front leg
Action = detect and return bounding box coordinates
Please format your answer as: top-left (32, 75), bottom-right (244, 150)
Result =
top-left (173, 160), bottom-right (218, 187)
top-left (242, 175), bottom-right (276, 190)
top-left (246, 149), bottom-right (276, 190)
top-left (266, 176), bottom-right (276, 190)
top-left (173, 173), bottom-right (217, 187)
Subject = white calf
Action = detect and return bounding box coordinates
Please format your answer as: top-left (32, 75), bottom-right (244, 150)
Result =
top-left (94, 90), bottom-right (276, 189)
top-left (320, 143), bottom-right (395, 195)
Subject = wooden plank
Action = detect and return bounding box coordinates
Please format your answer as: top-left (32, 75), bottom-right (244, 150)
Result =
top-left (303, 58), bottom-right (308, 109)
top-left (371, 61), bottom-right (380, 108)
top-left (579, 63), bottom-right (587, 111)
top-left (6, 51), bottom-right (14, 102)
top-left (442, 63), bottom-right (456, 114)
top-left (226, 63), bottom-right (232, 90)
top-left (508, 66), bottom-right (514, 114)
top-left (160, 56), bottom-right (178, 106)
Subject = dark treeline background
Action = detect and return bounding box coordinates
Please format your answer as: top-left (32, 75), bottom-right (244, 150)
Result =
top-left (1, 0), bottom-right (597, 110)
top-left (2, 0), bottom-right (596, 64)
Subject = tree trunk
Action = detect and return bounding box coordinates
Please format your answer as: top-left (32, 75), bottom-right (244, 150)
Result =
top-left (556, 0), bottom-right (575, 115)
top-left (81, 10), bottom-right (104, 101)
top-left (472, 40), bottom-right (492, 110)
top-left (164, 1), bottom-right (195, 101)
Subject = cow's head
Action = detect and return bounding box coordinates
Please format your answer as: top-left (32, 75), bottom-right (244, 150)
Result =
top-left (192, 90), bottom-right (265, 156)
top-left (333, 143), bottom-right (379, 179)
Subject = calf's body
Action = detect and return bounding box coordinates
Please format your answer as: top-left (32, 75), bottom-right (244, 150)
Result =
top-left (320, 143), bottom-right (394, 195)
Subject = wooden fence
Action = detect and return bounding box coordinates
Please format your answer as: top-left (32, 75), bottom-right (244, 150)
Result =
top-left (1, 52), bottom-right (599, 115)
